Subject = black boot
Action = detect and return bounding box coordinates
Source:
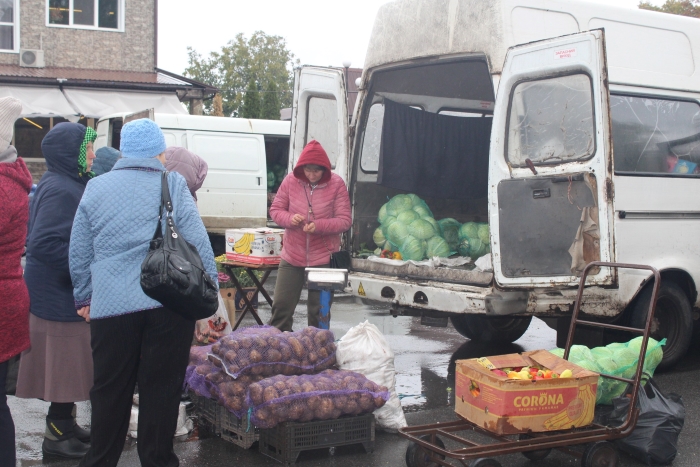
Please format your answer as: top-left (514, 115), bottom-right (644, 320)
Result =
top-left (71, 404), bottom-right (91, 444)
top-left (42, 417), bottom-right (90, 459)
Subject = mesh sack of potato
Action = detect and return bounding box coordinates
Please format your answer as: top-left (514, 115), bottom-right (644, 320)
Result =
top-left (186, 359), bottom-right (217, 398)
top-left (211, 372), bottom-right (267, 417)
top-left (209, 325), bottom-right (337, 379)
top-left (246, 369), bottom-right (390, 429)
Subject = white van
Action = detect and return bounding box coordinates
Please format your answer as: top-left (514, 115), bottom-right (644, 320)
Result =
top-left (288, 0), bottom-right (700, 369)
top-left (95, 112), bottom-right (291, 250)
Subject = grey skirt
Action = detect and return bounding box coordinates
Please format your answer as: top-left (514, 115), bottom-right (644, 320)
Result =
top-left (15, 313), bottom-right (93, 403)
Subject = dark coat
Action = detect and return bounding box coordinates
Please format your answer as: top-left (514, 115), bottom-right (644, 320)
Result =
top-left (0, 151), bottom-right (33, 361)
top-left (24, 123), bottom-right (89, 322)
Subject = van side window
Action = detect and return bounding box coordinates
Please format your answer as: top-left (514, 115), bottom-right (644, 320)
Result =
top-left (306, 97), bottom-right (339, 168)
top-left (506, 73), bottom-right (594, 166)
top-left (360, 102), bottom-right (385, 172)
top-left (611, 95), bottom-right (700, 176)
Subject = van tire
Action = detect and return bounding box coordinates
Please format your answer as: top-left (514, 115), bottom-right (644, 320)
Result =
top-left (629, 281), bottom-right (692, 371)
top-left (450, 315), bottom-right (532, 343)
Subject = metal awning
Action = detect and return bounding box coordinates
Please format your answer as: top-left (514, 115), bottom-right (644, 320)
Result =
top-left (0, 85), bottom-right (78, 120)
top-left (62, 88), bottom-right (187, 118)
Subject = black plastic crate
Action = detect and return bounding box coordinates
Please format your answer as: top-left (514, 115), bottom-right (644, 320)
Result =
top-left (218, 405), bottom-right (258, 449)
top-left (258, 414), bottom-right (375, 465)
top-left (190, 392), bottom-right (219, 432)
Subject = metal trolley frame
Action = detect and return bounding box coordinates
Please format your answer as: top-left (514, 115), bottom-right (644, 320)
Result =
top-left (399, 262), bottom-right (661, 467)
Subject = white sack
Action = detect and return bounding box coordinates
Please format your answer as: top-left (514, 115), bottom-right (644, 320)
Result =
top-left (127, 402), bottom-right (192, 439)
top-left (336, 320), bottom-right (407, 432)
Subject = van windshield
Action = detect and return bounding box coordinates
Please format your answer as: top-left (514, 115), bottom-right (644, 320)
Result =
top-left (506, 73), bottom-right (595, 167)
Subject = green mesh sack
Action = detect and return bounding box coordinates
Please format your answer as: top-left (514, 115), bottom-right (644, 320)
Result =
top-left (378, 203), bottom-right (390, 224)
top-left (477, 223), bottom-right (490, 243)
top-left (438, 218), bottom-right (461, 249)
top-left (568, 345), bottom-right (594, 364)
top-left (399, 235), bottom-right (425, 261)
top-left (424, 217), bottom-right (440, 235)
top-left (467, 236), bottom-right (483, 258)
top-left (387, 194), bottom-right (413, 216)
top-left (426, 236), bottom-right (451, 258)
top-left (397, 210), bottom-right (420, 225)
top-left (590, 347), bottom-right (613, 360)
top-left (457, 238), bottom-right (470, 257)
top-left (412, 204), bottom-right (433, 219)
top-left (408, 218), bottom-right (437, 240)
top-left (459, 222), bottom-right (479, 240)
top-left (386, 221), bottom-right (410, 248)
top-left (548, 348), bottom-right (565, 358)
top-left (373, 227), bottom-right (386, 249)
top-left (407, 193), bottom-right (422, 207)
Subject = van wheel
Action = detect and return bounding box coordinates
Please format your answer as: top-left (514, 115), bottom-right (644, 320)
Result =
top-left (450, 316), bottom-right (532, 343)
top-left (629, 281), bottom-right (692, 371)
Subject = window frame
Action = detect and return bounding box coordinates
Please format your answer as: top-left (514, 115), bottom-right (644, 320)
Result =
top-left (46, 0), bottom-right (125, 32)
top-left (504, 71), bottom-right (597, 168)
top-left (611, 92), bottom-right (700, 179)
top-left (0, 0), bottom-right (19, 53)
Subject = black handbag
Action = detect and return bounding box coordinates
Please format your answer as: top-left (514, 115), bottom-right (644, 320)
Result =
top-left (140, 172), bottom-right (219, 320)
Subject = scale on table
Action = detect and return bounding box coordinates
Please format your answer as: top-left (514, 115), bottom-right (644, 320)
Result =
top-left (305, 268), bottom-right (348, 330)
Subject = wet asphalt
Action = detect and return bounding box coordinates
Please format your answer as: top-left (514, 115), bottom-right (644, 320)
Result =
top-left (10, 278), bottom-right (700, 467)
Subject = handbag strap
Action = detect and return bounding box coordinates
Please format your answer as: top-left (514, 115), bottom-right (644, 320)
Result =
top-left (151, 171), bottom-right (174, 241)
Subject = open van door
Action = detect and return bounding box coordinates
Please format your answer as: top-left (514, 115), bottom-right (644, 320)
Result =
top-left (489, 30), bottom-right (615, 288)
top-left (288, 66), bottom-right (349, 182)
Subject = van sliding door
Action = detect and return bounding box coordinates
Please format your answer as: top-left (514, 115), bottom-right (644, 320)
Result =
top-left (489, 30), bottom-right (615, 288)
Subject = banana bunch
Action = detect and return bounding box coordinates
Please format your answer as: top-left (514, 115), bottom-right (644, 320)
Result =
top-left (233, 233), bottom-right (255, 255)
top-left (543, 384), bottom-right (596, 430)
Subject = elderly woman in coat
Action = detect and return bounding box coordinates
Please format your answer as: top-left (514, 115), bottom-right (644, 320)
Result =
top-left (268, 140), bottom-right (351, 331)
top-left (69, 119), bottom-right (216, 467)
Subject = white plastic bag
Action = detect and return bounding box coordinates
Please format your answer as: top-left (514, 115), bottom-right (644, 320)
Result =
top-left (194, 294), bottom-right (232, 344)
top-left (335, 321), bottom-right (407, 432)
top-left (128, 402), bottom-right (192, 438)
top-left (474, 253), bottom-right (493, 272)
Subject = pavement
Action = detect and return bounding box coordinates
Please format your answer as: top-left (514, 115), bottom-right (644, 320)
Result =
top-left (10, 280), bottom-right (700, 467)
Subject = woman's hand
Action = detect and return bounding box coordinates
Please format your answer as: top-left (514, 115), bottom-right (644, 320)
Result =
top-left (291, 214), bottom-right (305, 226)
top-left (77, 306), bottom-right (91, 323)
top-left (302, 222), bottom-right (316, 233)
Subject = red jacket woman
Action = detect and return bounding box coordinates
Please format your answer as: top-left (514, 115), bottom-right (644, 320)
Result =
top-left (269, 141), bottom-right (351, 331)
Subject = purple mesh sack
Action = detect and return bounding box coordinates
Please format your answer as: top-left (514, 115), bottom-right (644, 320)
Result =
top-left (186, 361), bottom-right (217, 398)
top-left (209, 326), bottom-right (336, 379)
top-left (246, 369), bottom-right (390, 429)
top-left (190, 344), bottom-right (213, 366)
top-left (214, 373), bottom-right (265, 418)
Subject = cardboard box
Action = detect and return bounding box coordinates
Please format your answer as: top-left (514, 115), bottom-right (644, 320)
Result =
top-left (455, 350), bottom-right (598, 435)
top-left (225, 228), bottom-right (283, 264)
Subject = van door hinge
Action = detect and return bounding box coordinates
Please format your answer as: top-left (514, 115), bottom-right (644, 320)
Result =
top-left (605, 178), bottom-right (614, 201)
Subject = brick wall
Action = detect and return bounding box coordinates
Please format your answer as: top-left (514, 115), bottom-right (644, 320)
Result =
top-left (0, 0), bottom-right (155, 72)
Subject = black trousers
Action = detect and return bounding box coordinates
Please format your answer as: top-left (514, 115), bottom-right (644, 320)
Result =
top-left (0, 360), bottom-right (15, 467)
top-left (79, 308), bottom-right (194, 467)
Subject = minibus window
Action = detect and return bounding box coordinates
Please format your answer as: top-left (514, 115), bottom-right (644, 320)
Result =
top-left (506, 73), bottom-right (594, 167)
top-left (360, 102), bottom-right (385, 172)
top-left (306, 97), bottom-right (339, 168)
top-left (611, 95), bottom-right (700, 176)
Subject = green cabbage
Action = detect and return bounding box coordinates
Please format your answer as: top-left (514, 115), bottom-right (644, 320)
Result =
top-left (457, 238), bottom-right (470, 257)
top-left (606, 342), bottom-right (627, 351)
top-left (590, 347), bottom-right (613, 360)
top-left (412, 204), bottom-right (433, 219)
top-left (548, 348), bottom-right (565, 358)
top-left (596, 357), bottom-right (619, 374)
top-left (378, 203), bottom-right (389, 224)
top-left (386, 221), bottom-right (410, 247)
top-left (576, 359), bottom-right (601, 373)
top-left (387, 194), bottom-right (413, 216)
top-left (467, 237), bottom-right (483, 258)
top-left (613, 347), bottom-right (640, 369)
top-left (477, 223), bottom-right (490, 243)
top-left (408, 218), bottom-right (437, 240)
top-left (400, 235), bottom-right (425, 261)
top-left (424, 217), bottom-right (440, 236)
top-left (397, 210), bottom-right (420, 224)
top-left (426, 236), bottom-right (451, 258)
top-left (407, 193), bottom-right (422, 207)
top-left (459, 222), bottom-right (479, 240)
top-left (568, 345), bottom-right (594, 364)
top-left (373, 227), bottom-right (386, 248)
top-left (438, 218), bottom-right (461, 247)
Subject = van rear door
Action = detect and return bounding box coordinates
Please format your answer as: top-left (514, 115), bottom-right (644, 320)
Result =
top-left (288, 66), bottom-right (349, 182)
top-left (489, 30), bottom-right (615, 288)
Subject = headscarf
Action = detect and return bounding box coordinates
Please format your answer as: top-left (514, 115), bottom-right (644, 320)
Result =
top-left (163, 147), bottom-right (208, 201)
top-left (78, 126), bottom-right (97, 179)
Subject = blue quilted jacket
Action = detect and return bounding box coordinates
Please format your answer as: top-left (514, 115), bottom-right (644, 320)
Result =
top-left (68, 157), bottom-right (217, 320)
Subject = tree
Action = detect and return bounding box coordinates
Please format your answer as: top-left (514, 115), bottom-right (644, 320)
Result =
top-left (240, 79), bottom-right (262, 119)
top-left (261, 81), bottom-right (281, 120)
top-left (184, 31), bottom-right (298, 117)
top-left (212, 93), bottom-right (224, 117)
top-left (639, 0), bottom-right (700, 18)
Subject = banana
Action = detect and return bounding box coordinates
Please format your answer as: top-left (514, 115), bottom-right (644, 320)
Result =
top-left (543, 385), bottom-right (596, 430)
top-left (233, 233), bottom-right (254, 254)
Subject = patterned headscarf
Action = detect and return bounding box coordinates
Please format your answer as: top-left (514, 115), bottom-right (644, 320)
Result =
top-left (79, 126), bottom-right (97, 178)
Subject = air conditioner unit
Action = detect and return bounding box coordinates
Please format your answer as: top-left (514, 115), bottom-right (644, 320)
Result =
top-left (20, 49), bottom-right (45, 68)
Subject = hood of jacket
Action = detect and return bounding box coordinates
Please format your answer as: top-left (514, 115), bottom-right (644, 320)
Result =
top-left (0, 151), bottom-right (33, 194)
top-left (41, 122), bottom-right (89, 183)
top-left (163, 146), bottom-right (208, 200)
top-left (292, 140), bottom-right (332, 185)
top-left (92, 146), bottom-right (120, 176)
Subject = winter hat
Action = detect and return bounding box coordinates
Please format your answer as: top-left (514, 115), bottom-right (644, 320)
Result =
top-left (92, 146), bottom-right (120, 176)
top-left (119, 118), bottom-right (166, 159)
top-left (0, 96), bottom-right (22, 153)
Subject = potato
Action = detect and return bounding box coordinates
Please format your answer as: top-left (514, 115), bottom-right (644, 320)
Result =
top-left (374, 396), bottom-right (386, 409)
top-left (239, 337), bottom-right (253, 349)
top-left (300, 336), bottom-right (313, 351)
top-left (313, 329), bottom-right (332, 346)
top-left (301, 382), bottom-right (315, 393)
top-left (359, 394), bottom-right (374, 412)
top-left (249, 383), bottom-right (264, 405)
top-left (249, 349), bottom-right (263, 363)
top-left (227, 364), bottom-right (240, 375)
top-left (211, 342), bottom-right (221, 355)
top-left (272, 403), bottom-right (289, 420)
top-left (308, 352), bottom-right (318, 364)
top-left (279, 389), bottom-right (292, 397)
top-left (224, 350), bottom-right (237, 362)
top-left (289, 359), bottom-right (302, 369)
top-left (272, 363), bottom-right (285, 375)
top-left (333, 395), bottom-right (348, 409)
top-left (299, 410), bottom-right (314, 423)
top-left (288, 337), bottom-right (304, 358)
top-left (208, 355), bottom-right (222, 367)
top-left (231, 381), bottom-right (246, 397)
top-left (267, 337), bottom-right (281, 349)
top-left (263, 386), bottom-right (279, 403)
top-left (306, 395), bottom-right (321, 410)
top-left (288, 404), bottom-right (304, 421)
top-left (266, 349), bottom-right (282, 362)
top-left (273, 381), bottom-right (287, 392)
top-left (255, 407), bottom-right (271, 423)
top-left (250, 365), bottom-right (265, 375)
top-left (331, 408), bottom-right (342, 419)
top-left (282, 364), bottom-right (297, 376)
top-left (318, 347), bottom-right (329, 360)
top-left (288, 382), bottom-right (302, 394)
top-left (195, 364), bottom-right (209, 375)
top-left (345, 399), bottom-right (360, 415)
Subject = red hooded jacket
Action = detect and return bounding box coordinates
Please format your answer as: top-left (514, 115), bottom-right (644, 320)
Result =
top-left (0, 155), bottom-right (32, 362)
top-left (270, 141), bottom-right (351, 267)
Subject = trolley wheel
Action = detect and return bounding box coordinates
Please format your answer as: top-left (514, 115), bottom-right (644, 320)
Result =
top-left (405, 434), bottom-right (445, 467)
top-left (581, 441), bottom-right (618, 467)
top-left (630, 281), bottom-right (692, 370)
top-left (450, 315), bottom-right (532, 343)
top-left (518, 433), bottom-right (552, 461)
top-left (469, 458), bottom-right (503, 467)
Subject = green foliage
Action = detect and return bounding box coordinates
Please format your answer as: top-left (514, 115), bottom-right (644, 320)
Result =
top-left (639, 0), bottom-right (700, 18)
top-left (241, 79), bottom-right (262, 119)
top-left (261, 80), bottom-right (281, 120)
top-left (184, 31), bottom-right (298, 117)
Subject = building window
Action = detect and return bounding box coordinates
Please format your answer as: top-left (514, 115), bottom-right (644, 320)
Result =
top-left (0, 0), bottom-right (18, 52)
top-left (48, 0), bottom-right (122, 30)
